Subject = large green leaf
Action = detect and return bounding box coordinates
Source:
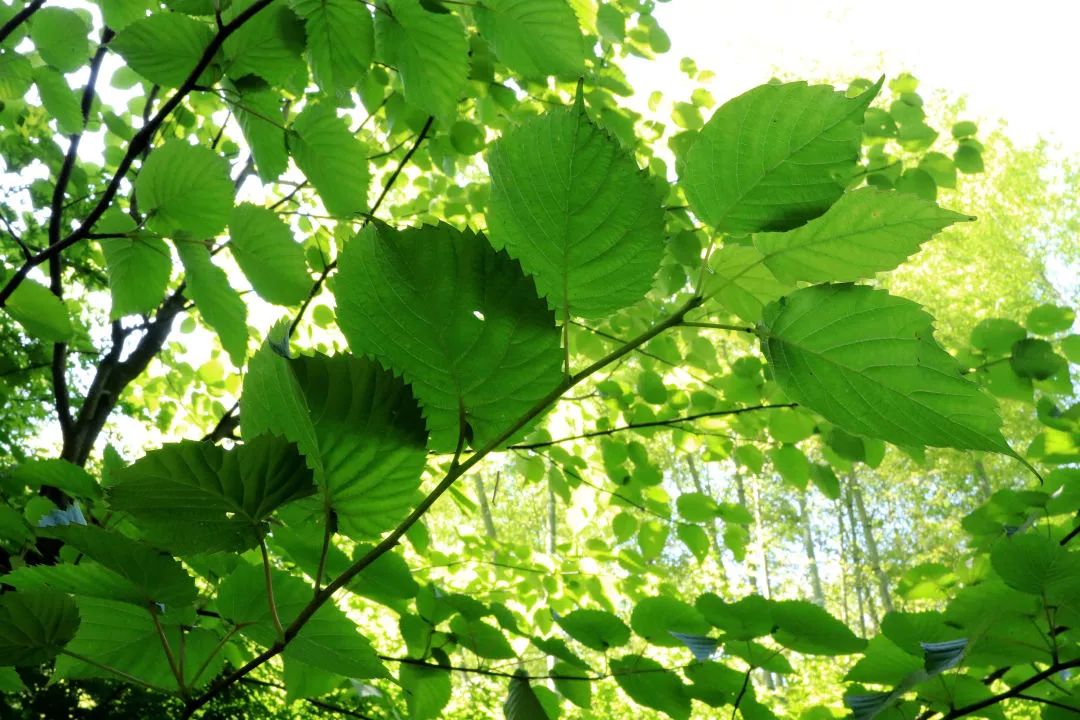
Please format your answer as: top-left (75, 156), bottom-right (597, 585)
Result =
top-left (290, 103), bottom-right (370, 217)
top-left (228, 203), bottom-right (311, 306)
top-left (400, 662), bottom-right (452, 719)
top-left (374, 0), bottom-right (468, 118)
top-left (681, 79), bottom-right (880, 234)
top-left (176, 241), bottom-right (249, 366)
top-left (753, 188), bottom-right (972, 283)
top-left (475, 0), bottom-right (584, 80)
top-left (291, 0), bottom-right (374, 95)
top-left (136, 140), bottom-right (234, 238)
top-left (231, 83), bottom-right (289, 181)
top-left (555, 608), bottom-right (630, 651)
top-left (333, 223), bottom-right (563, 451)
top-left (33, 66), bottom-right (82, 135)
top-left (770, 600), bottom-right (866, 655)
top-left (218, 563), bottom-right (387, 678)
top-left (2, 272), bottom-right (72, 342)
top-left (990, 533), bottom-right (1080, 599)
top-left (704, 244), bottom-right (792, 323)
top-left (106, 435), bottom-right (315, 554)
top-left (222, 0), bottom-right (306, 85)
top-left (0, 591), bottom-right (79, 666)
top-left (504, 673), bottom-right (549, 720)
top-left (610, 655), bottom-right (691, 720)
top-left (110, 13), bottom-right (215, 88)
top-left (10, 459), bottom-right (98, 499)
top-left (242, 345), bottom-right (429, 539)
top-left (487, 93), bottom-right (664, 319)
top-left (30, 7), bottom-right (89, 72)
top-left (760, 284), bottom-right (1017, 459)
top-left (15, 525), bottom-right (196, 607)
top-left (98, 216), bottom-right (172, 319)
top-left (629, 596), bottom-right (710, 647)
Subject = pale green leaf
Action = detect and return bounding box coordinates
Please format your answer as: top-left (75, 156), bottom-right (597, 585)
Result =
top-left (176, 241), bottom-right (249, 365)
top-left (33, 66), bottom-right (82, 135)
top-left (760, 284), bottom-right (1017, 459)
top-left (30, 8), bottom-right (89, 72)
top-left (375, 0), bottom-right (468, 118)
top-left (771, 600), bottom-right (866, 655)
top-left (333, 222), bottom-right (563, 451)
top-left (228, 203), bottom-right (310, 306)
top-left (222, 0), bottom-right (306, 86)
top-left (2, 273), bottom-right (72, 342)
top-left (0, 51), bottom-right (33, 100)
top-left (753, 188), bottom-right (971, 283)
top-left (99, 232), bottom-right (172, 319)
top-left (291, 0), bottom-right (374, 94)
top-left (704, 244), bottom-right (792, 323)
top-left (681, 79), bottom-right (880, 234)
top-left (290, 103), bottom-right (370, 217)
top-left (242, 346), bottom-right (429, 539)
top-left (231, 83), bottom-right (289, 181)
top-left (110, 13), bottom-right (214, 88)
top-left (475, 0), bottom-right (584, 80)
top-left (11, 459), bottom-right (98, 499)
top-left (401, 662), bottom-right (452, 719)
top-left (106, 435), bottom-right (315, 554)
top-left (555, 608), bottom-right (629, 651)
top-left (488, 94), bottom-right (664, 319)
top-left (95, 0), bottom-right (156, 30)
top-left (136, 140), bottom-right (234, 238)
top-left (630, 596), bottom-right (710, 647)
top-left (610, 655), bottom-right (691, 720)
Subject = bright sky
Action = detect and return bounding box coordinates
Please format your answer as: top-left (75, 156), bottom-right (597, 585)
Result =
top-left (624, 0), bottom-right (1080, 153)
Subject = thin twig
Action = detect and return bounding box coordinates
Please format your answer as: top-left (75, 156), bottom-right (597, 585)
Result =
top-left (259, 535), bottom-right (286, 642)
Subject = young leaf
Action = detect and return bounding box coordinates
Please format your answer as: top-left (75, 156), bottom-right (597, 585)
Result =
top-left (290, 103), bottom-right (370, 217)
top-left (487, 92), bottom-right (665, 319)
top-left (681, 79), bottom-right (881, 234)
top-left (374, 0), bottom-right (468, 118)
top-left (291, 0), bottom-right (374, 95)
top-left (474, 0), bottom-right (584, 80)
top-left (0, 591), bottom-right (79, 666)
top-left (176, 241), bottom-right (249, 366)
top-left (333, 223), bottom-right (563, 451)
top-left (135, 140), bottom-right (234, 238)
top-left (760, 284), bottom-right (1020, 462)
top-left (228, 203), bottom-right (311, 306)
top-left (106, 435), bottom-right (315, 554)
top-left (242, 347), bottom-right (429, 539)
top-left (704, 244), bottom-right (792, 323)
top-left (110, 13), bottom-right (215, 88)
top-left (2, 272), bottom-right (73, 342)
top-left (753, 188), bottom-right (973, 283)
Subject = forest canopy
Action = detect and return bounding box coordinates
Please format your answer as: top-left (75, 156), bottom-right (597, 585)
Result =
top-left (0, 1), bottom-right (1078, 719)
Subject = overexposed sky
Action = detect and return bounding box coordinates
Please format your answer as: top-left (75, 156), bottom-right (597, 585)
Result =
top-left (624, 0), bottom-right (1080, 152)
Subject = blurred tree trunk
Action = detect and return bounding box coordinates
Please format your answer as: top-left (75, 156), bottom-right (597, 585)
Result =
top-left (798, 493), bottom-right (826, 606)
top-left (473, 474), bottom-right (498, 540)
top-left (849, 475), bottom-right (895, 615)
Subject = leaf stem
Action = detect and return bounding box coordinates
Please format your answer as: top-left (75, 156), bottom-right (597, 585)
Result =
top-left (259, 535), bottom-right (286, 642)
top-left (148, 604), bottom-right (188, 698)
top-left (59, 649), bottom-right (160, 692)
top-left (680, 320), bottom-right (756, 333)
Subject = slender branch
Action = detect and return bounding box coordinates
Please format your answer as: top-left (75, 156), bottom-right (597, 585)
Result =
top-left (182, 294), bottom-right (704, 717)
top-left (313, 507), bottom-right (333, 594)
top-left (1060, 523), bottom-right (1079, 547)
top-left (286, 115), bottom-right (435, 340)
top-left (1014, 694), bottom-right (1080, 714)
top-left (239, 678), bottom-right (379, 720)
top-left (60, 649), bottom-right (160, 692)
top-left (0, 0), bottom-right (277, 308)
top-left (509, 403), bottom-right (796, 450)
top-left (0, 0), bottom-right (45, 46)
top-left (681, 320), bottom-right (756, 333)
top-left (731, 669), bottom-right (752, 720)
top-left (259, 535), bottom-right (285, 641)
top-left (939, 658), bottom-right (1080, 720)
top-left (149, 604), bottom-right (188, 699)
top-left (188, 626), bottom-right (239, 689)
top-left (379, 654), bottom-right (696, 681)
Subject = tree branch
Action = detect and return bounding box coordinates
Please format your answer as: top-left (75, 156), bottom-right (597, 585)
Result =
top-left (508, 403), bottom-right (796, 450)
top-left (0, 0), bottom-right (45, 46)
top-left (939, 658), bottom-right (1080, 720)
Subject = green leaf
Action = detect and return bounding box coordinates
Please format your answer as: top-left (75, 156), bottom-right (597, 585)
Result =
top-left (552, 661), bottom-right (591, 707)
top-left (450, 615), bottom-right (516, 659)
top-left (1010, 338), bottom-right (1066, 380)
top-left (681, 79), bottom-right (880, 234)
top-left (30, 8), bottom-right (89, 72)
top-left (770, 445), bottom-right (809, 490)
top-left (228, 203), bottom-right (311, 306)
top-left (136, 140), bottom-right (234, 238)
top-left (844, 636), bottom-right (922, 685)
top-left (630, 596), bottom-right (710, 647)
top-left (487, 94), bottom-right (664, 319)
top-left (0, 667), bottom-right (24, 693)
top-left (752, 188), bottom-right (971, 283)
top-left (290, 103), bottom-right (370, 217)
top-left (106, 435), bottom-right (315, 554)
top-left (110, 13), bottom-right (214, 87)
top-left (222, 0), bottom-right (306, 85)
top-left (375, 0), bottom-right (468, 118)
top-left (504, 673), bottom-right (549, 720)
top-left (771, 600), bottom-right (866, 655)
top-left (0, 591), bottom-right (79, 666)
top-left (2, 273), bottom-right (73, 342)
top-left (696, 593), bottom-right (773, 640)
top-left (242, 347), bottom-right (429, 539)
top-left (99, 227), bottom-right (172, 319)
top-left (0, 51), bottom-right (33, 100)
top-left (176, 241), bottom-right (249, 366)
top-left (475, 0), bottom-right (584, 80)
top-left (990, 533), bottom-right (1080, 598)
top-left (555, 608), bottom-right (629, 651)
top-left (676, 492), bottom-right (717, 522)
top-left (232, 84), bottom-right (289, 181)
top-left (291, 0), bottom-right (374, 95)
top-left (334, 222), bottom-right (563, 451)
top-left (677, 524), bottom-right (710, 562)
top-left (610, 655), bottom-right (691, 720)
top-left (33, 66), bottom-right (82, 134)
top-left (400, 662), bottom-right (452, 719)
top-left (96, 0), bottom-right (157, 30)
top-left (11, 459), bottom-right (98, 499)
top-left (704, 244), bottom-right (792, 323)
top-left (760, 284), bottom-right (1018, 460)
top-left (1026, 303), bottom-right (1075, 335)
top-left (17, 525), bottom-right (196, 606)
top-left (971, 318), bottom-right (1026, 356)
